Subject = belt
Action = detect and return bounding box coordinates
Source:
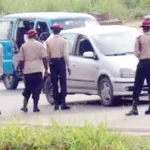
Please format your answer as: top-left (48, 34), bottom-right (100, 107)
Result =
top-left (51, 57), bottom-right (63, 61)
top-left (140, 59), bottom-right (150, 62)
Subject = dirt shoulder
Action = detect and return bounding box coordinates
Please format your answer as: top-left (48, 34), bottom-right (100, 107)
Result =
top-left (123, 20), bottom-right (142, 28)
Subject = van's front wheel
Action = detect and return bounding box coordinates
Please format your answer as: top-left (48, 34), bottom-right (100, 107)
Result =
top-left (3, 74), bottom-right (19, 90)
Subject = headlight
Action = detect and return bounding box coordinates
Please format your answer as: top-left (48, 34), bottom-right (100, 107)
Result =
top-left (120, 68), bottom-right (135, 78)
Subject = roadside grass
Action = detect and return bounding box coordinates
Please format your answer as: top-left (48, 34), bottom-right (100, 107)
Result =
top-left (0, 0), bottom-right (150, 20)
top-left (0, 122), bottom-right (149, 150)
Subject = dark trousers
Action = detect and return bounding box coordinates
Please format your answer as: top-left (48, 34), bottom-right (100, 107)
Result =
top-left (133, 59), bottom-right (150, 103)
top-left (23, 72), bottom-right (42, 107)
top-left (49, 58), bottom-right (67, 107)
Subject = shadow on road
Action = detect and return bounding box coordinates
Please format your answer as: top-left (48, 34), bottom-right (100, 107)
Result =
top-left (0, 86), bottom-right (149, 108)
top-left (0, 88), bottom-right (23, 94)
top-left (68, 99), bottom-right (149, 108)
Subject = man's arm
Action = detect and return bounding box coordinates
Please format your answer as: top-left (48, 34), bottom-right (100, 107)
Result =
top-left (45, 40), bottom-right (51, 62)
top-left (40, 45), bottom-right (49, 75)
top-left (18, 46), bottom-right (25, 72)
top-left (18, 61), bottom-right (24, 72)
top-left (63, 40), bottom-right (71, 75)
top-left (42, 57), bottom-right (48, 74)
top-left (134, 37), bottom-right (141, 58)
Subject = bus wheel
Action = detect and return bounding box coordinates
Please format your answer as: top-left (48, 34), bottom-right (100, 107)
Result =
top-left (3, 74), bottom-right (19, 90)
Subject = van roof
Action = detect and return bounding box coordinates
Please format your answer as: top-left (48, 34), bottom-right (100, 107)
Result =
top-left (4, 12), bottom-right (95, 20)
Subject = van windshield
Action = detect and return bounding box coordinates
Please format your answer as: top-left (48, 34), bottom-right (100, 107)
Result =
top-left (0, 21), bottom-right (13, 40)
top-left (92, 31), bottom-right (141, 56)
top-left (51, 17), bottom-right (99, 30)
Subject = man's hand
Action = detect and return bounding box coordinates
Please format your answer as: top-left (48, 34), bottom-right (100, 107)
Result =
top-left (67, 68), bottom-right (71, 75)
top-left (44, 70), bottom-right (49, 77)
top-left (0, 75), bottom-right (2, 81)
top-left (44, 70), bottom-right (49, 82)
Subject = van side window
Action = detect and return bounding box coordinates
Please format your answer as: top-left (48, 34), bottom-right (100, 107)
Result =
top-left (61, 33), bottom-right (77, 55)
top-left (35, 21), bottom-right (50, 41)
top-left (0, 21), bottom-right (13, 40)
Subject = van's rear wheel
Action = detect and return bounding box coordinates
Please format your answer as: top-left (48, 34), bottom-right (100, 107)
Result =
top-left (3, 74), bottom-right (19, 90)
top-left (99, 77), bottom-right (121, 106)
top-left (44, 76), bottom-right (54, 105)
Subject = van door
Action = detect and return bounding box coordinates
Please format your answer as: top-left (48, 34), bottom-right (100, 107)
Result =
top-left (0, 19), bottom-right (16, 74)
top-left (0, 18), bottom-right (18, 89)
top-left (72, 35), bottom-right (99, 92)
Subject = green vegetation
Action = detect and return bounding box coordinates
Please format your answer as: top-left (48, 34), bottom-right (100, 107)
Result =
top-left (0, 122), bottom-right (149, 150)
top-left (0, 0), bottom-right (150, 20)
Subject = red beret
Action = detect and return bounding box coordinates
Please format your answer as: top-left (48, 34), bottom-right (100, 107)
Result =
top-left (141, 19), bottom-right (150, 27)
top-left (50, 24), bottom-right (63, 30)
top-left (27, 29), bottom-right (37, 38)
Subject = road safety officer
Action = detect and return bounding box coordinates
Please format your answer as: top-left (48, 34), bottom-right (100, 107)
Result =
top-left (46, 24), bottom-right (71, 111)
top-left (0, 43), bottom-right (3, 115)
top-left (126, 20), bottom-right (150, 116)
top-left (19, 29), bottom-right (48, 113)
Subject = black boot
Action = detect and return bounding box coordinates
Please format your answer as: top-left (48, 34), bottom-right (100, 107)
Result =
top-left (61, 105), bottom-right (70, 110)
top-left (21, 98), bottom-right (28, 113)
top-left (126, 108), bottom-right (138, 116)
top-left (61, 103), bottom-right (70, 110)
top-left (54, 93), bottom-right (61, 111)
top-left (61, 97), bottom-right (70, 110)
top-left (33, 100), bottom-right (40, 112)
top-left (54, 105), bottom-right (59, 111)
top-left (125, 100), bottom-right (138, 116)
top-left (33, 107), bottom-right (40, 112)
top-left (145, 108), bottom-right (150, 115)
top-left (145, 98), bottom-right (150, 115)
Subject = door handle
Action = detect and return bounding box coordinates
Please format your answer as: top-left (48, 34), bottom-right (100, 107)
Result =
top-left (8, 47), bottom-right (11, 53)
top-left (71, 63), bottom-right (76, 66)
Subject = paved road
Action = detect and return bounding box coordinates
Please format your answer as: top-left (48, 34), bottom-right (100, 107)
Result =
top-left (1, 83), bottom-right (150, 135)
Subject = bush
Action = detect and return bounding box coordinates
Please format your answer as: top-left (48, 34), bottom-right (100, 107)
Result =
top-left (0, 0), bottom-right (150, 20)
top-left (0, 122), bottom-right (149, 150)
top-left (0, 0), bottom-right (149, 20)
top-left (123, 0), bottom-right (141, 8)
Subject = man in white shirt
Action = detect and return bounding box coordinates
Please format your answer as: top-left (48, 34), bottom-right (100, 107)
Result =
top-left (126, 20), bottom-right (150, 116)
top-left (19, 29), bottom-right (48, 113)
top-left (46, 24), bottom-right (71, 111)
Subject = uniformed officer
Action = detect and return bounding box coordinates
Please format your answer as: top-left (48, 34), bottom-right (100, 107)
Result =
top-left (126, 20), bottom-right (150, 116)
top-left (19, 29), bottom-right (48, 113)
top-left (46, 24), bottom-right (71, 111)
top-left (0, 43), bottom-right (3, 115)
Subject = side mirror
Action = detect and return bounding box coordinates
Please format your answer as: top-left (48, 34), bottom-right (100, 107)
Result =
top-left (83, 51), bottom-right (94, 59)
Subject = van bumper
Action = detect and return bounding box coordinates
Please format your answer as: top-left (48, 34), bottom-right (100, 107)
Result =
top-left (111, 78), bottom-right (148, 96)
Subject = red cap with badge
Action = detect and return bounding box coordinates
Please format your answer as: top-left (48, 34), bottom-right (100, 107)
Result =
top-left (27, 29), bottom-right (37, 38)
top-left (50, 24), bottom-right (63, 30)
top-left (141, 19), bottom-right (150, 27)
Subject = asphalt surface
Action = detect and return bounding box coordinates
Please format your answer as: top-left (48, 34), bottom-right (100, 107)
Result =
top-left (1, 82), bottom-right (150, 135)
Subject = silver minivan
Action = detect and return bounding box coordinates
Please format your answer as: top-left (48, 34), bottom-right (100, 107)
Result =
top-left (44, 25), bottom-right (146, 106)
